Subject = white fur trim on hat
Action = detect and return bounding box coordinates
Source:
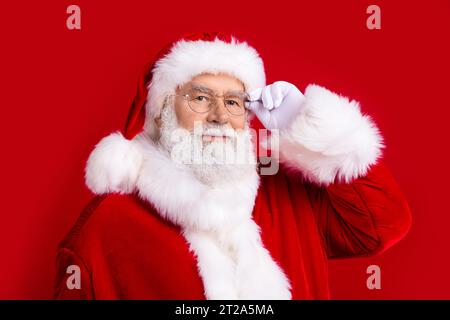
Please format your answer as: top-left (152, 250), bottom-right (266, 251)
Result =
top-left (278, 84), bottom-right (384, 185)
top-left (144, 36), bottom-right (266, 134)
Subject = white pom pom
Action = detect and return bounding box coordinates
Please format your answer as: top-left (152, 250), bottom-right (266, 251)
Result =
top-left (85, 132), bottom-right (143, 194)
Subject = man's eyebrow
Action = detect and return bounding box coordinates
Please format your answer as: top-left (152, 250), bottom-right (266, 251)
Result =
top-left (190, 84), bottom-right (215, 94)
top-left (190, 84), bottom-right (246, 97)
top-left (224, 89), bottom-right (247, 97)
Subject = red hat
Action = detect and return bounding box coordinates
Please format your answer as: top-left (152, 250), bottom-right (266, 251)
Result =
top-left (123, 31), bottom-right (266, 139)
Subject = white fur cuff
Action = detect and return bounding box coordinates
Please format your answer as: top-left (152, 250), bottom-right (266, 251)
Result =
top-left (278, 84), bottom-right (384, 185)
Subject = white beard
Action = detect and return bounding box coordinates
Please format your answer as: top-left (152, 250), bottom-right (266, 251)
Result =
top-left (158, 102), bottom-right (257, 187)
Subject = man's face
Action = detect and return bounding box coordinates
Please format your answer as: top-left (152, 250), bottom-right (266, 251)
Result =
top-left (156, 73), bottom-right (256, 186)
top-left (172, 73), bottom-right (248, 137)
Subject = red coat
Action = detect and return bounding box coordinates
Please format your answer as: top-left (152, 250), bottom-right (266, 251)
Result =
top-left (55, 160), bottom-right (410, 299)
top-left (55, 84), bottom-right (411, 299)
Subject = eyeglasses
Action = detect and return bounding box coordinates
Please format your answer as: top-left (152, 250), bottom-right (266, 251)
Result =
top-left (173, 85), bottom-right (250, 116)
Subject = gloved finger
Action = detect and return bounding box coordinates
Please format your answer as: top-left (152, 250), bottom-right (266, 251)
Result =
top-left (246, 101), bottom-right (271, 119)
top-left (245, 100), bottom-right (262, 111)
top-left (261, 85), bottom-right (274, 110)
top-left (277, 81), bottom-right (293, 96)
top-left (248, 88), bottom-right (263, 102)
top-left (253, 105), bottom-right (272, 128)
top-left (271, 83), bottom-right (286, 108)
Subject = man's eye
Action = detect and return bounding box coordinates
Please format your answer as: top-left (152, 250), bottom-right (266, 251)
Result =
top-left (195, 95), bottom-right (209, 102)
top-left (225, 100), bottom-right (240, 107)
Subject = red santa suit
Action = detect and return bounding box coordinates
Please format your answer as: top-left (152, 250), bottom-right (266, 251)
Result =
top-left (54, 32), bottom-right (411, 300)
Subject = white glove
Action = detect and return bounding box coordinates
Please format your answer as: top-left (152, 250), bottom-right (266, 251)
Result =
top-left (245, 81), bottom-right (306, 130)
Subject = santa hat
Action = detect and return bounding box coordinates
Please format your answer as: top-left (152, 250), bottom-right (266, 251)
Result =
top-left (123, 31), bottom-right (265, 139)
top-left (86, 31), bottom-right (266, 194)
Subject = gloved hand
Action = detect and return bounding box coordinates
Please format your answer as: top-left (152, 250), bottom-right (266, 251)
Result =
top-left (245, 81), bottom-right (306, 130)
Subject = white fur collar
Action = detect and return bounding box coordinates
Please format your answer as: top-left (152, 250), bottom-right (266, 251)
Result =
top-left (133, 133), bottom-right (261, 232)
top-left (85, 131), bottom-right (292, 299)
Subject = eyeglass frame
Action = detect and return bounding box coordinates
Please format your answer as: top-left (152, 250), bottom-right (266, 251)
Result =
top-left (170, 84), bottom-right (250, 116)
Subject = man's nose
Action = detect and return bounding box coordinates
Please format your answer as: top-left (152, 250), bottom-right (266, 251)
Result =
top-left (206, 100), bottom-right (229, 125)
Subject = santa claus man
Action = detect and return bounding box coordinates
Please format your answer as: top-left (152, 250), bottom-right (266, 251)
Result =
top-left (54, 32), bottom-right (411, 300)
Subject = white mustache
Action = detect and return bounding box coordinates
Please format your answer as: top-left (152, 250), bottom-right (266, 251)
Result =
top-left (195, 126), bottom-right (236, 138)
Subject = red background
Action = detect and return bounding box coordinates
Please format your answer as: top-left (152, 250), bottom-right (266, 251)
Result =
top-left (1, 0), bottom-right (449, 299)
